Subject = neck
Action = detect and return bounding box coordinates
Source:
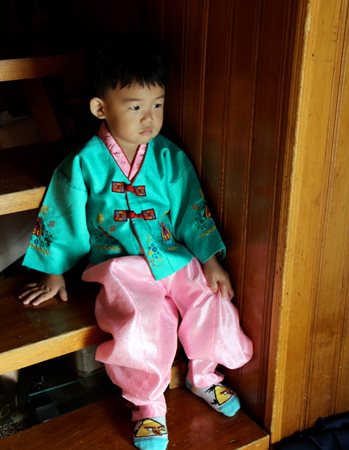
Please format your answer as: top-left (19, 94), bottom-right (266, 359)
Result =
top-left (122, 145), bottom-right (138, 163)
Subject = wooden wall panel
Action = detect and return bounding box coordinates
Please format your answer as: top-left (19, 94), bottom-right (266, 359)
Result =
top-left (270, 0), bottom-right (349, 441)
top-left (306, 7), bottom-right (349, 421)
top-left (222, 0), bottom-right (261, 312)
top-left (335, 48), bottom-right (349, 410)
top-left (73, 0), bottom-right (307, 431)
top-left (68, 0), bottom-right (141, 34)
top-left (7, 0), bottom-right (349, 442)
top-left (162, 1), bottom-right (186, 140)
top-left (199, 1), bottom-right (234, 217)
top-left (181, 0), bottom-right (209, 170)
top-left (220, 0), bottom-right (261, 411)
top-left (141, 0), bottom-right (298, 423)
top-left (235, 0), bottom-right (298, 417)
top-left (143, 0), bottom-right (165, 39)
top-left (219, 0), bottom-right (263, 410)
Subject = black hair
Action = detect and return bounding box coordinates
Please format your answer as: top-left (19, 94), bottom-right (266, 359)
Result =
top-left (86, 33), bottom-right (167, 99)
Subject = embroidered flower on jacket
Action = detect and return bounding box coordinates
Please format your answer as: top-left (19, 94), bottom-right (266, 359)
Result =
top-left (190, 195), bottom-right (218, 238)
top-left (146, 240), bottom-right (163, 266)
top-left (97, 213), bottom-right (105, 224)
top-left (32, 218), bottom-right (54, 251)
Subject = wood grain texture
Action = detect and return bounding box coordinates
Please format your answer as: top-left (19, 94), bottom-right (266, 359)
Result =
top-left (221, 0), bottom-right (262, 409)
top-left (334, 36), bottom-right (349, 412)
top-left (0, 188), bottom-right (45, 216)
top-left (269, 0), bottom-right (349, 441)
top-left (0, 275), bottom-right (105, 375)
top-left (233, 0), bottom-right (299, 418)
top-left (0, 53), bottom-right (81, 82)
top-left (0, 7), bottom-right (297, 428)
top-left (39, 3), bottom-right (299, 431)
top-left (181, 0), bottom-right (209, 171)
top-left (6, 0), bottom-right (349, 444)
top-left (0, 387), bottom-right (269, 450)
top-left (0, 142), bottom-right (68, 215)
top-left (141, 0), bottom-right (299, 423)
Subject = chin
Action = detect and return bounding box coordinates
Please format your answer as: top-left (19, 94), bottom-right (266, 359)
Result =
top-left (141, 135), bottom-right (154, 144)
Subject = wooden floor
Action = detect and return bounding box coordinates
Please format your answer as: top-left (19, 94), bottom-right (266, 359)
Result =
top-left (0, 386), bottom-right (269, 449)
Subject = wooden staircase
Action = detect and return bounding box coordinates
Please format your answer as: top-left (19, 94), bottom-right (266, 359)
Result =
top-left (0, 275), bottom-right (103, 375)
top-left (0, 53), bottom-right (269, 449)
top-left (0, 387), bottom-right (269, 449)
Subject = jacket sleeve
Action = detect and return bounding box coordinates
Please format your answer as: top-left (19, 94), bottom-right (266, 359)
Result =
top-left (167, 151), bottom-right (226, 263)
top-left (22, 153), bottom-right (91, 275)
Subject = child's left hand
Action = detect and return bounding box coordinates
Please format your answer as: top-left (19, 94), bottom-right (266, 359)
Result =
top-left (203, 255), bottom-right (234, 299)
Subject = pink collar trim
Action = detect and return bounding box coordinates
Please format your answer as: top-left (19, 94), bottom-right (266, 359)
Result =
top-left (98, 122), bottom-right (147, 180)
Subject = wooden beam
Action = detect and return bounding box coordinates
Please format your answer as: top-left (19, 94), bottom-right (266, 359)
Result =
top-left (0, 53), bottom-right (82, 82)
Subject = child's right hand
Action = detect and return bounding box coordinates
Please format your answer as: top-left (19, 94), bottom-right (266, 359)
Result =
top-left (19, 274), bottom-right (68, 306)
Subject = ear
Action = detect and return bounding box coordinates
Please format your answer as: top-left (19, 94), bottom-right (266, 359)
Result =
top-left (90, 97), bottom-right (106, 119)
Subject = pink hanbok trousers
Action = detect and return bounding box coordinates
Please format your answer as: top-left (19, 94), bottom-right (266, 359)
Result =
top-left (83, 256), bottom-right (252, 421)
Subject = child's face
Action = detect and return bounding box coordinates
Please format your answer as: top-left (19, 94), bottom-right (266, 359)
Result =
top-left (91, 83), bottom-right (165, 153)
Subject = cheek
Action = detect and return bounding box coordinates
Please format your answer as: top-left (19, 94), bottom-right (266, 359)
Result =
top-left (114, 115), bottom-right (132, 130)
top-left (156, 111), bottom-right (164, 125)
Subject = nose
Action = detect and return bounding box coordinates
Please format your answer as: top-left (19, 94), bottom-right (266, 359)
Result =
top-left (141, 109), bottom-right (153, 123)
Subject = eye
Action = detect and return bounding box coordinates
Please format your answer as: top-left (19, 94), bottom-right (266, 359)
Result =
top-left (130, 105), bottom-right (140, 111)
top-left (153, 103), bottom-right (163, 109)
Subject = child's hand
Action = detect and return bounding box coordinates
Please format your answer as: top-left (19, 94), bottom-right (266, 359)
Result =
top-left (203, 255), bottom-right (234, 299)
top-left (19, 274), bottom-right (68, 306)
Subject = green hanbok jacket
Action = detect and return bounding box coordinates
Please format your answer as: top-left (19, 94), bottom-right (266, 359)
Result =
top-left (23, 134), bottom-right (226, 280)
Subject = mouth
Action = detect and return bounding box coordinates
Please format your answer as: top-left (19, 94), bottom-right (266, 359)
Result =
top-left (140, 128), bottom-right (153, 136)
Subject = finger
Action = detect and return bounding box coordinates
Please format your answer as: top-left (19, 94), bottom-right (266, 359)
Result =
top-left (24, 283), bottom-right (41, 289)
top-left (209, 279), bottom-right (218, 293)
top-left (220, 283), bottom-right (228, 299)
top-left (222, 276), bottom-right (234, 299)
top-left (21, 288), bottom-right (51, 305)
top-left (18, 285), bottom-right (43, 299)
top-left (218, 277), bottom-right (234, 300)
top-left (225, 282), bottom-right (234, 299)
top-left (58, 287), bottom-right (68, 302)
top-left (31, 291), bottom-right (57, 306)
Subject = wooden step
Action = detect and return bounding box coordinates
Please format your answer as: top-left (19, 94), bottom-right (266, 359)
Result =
top-left (0, 387), bottom-right (269, 449)
top-left (0, 274), bottom-right (105, 375)
top-left (0, 142), bottom-right (70, 215)
top-left (0, 53), bottom-right (82, 82)
top-left (0, 274), bottom-right (187, 388)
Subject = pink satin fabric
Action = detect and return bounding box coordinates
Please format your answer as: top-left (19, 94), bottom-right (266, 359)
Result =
top-left (83, 256), bottom-right (252, 420)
